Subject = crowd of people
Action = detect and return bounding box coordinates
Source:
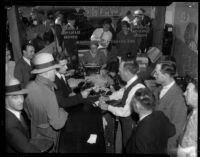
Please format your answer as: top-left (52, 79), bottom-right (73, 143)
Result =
top-left (5, 7), bottom-right (197, 157)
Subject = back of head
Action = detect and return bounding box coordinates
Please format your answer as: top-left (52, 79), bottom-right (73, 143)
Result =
top-left (134, 88), bottom-right (155, 110)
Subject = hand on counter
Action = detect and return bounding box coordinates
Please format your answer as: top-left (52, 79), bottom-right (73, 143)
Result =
top-left (98, 101), bottom-right (108, 111)
top-left (81, 88), bottom-right (92, 98)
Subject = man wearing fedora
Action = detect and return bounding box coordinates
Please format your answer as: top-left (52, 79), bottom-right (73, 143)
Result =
top-left (5, 78), bottom-right (41, 153)
top-left (24, 52), bottom-right (68, 152)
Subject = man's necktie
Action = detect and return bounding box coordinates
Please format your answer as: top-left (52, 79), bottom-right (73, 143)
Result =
top-left (19, 112), bottom-right (28, 130)
top-left (61, 75), bottom-right (66, 84)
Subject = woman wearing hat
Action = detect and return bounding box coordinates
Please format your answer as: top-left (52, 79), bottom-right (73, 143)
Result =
top-left (5, 78), bottom-right (41, 153)
top-left (24, 52), bottom-right (68, 152)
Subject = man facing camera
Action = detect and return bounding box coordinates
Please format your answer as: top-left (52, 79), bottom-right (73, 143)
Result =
top-left (5, 78), bottom-right (41, 153)
top-left (14, 43), bottom-right (35, 88)
top-left (126, 88), bottom-right (176, 154)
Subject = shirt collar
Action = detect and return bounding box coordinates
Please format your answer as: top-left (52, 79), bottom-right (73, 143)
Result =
top-left (125, 75), bottom-right (138, 88)
top-left (162, 80), bottom-right (175, 90)
top-left (139, 111), bottom-right (152, 122)
top-left (23, 56), bottom-right (31, 66)
top-left (55, 72), bottom-right (62, 79)
top-left (6, 108), bottom-right (21, 120)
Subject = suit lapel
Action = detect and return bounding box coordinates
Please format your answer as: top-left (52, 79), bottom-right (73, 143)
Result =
top-left (21, 58), bottom-right (32, 71)
top-left (159, 84), bottom-right (177, 102)
top-left (6, 110), bottom-right (29, 137)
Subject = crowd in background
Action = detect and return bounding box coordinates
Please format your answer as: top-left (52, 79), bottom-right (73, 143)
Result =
top-left (5, 7), bottom-right (197, 157)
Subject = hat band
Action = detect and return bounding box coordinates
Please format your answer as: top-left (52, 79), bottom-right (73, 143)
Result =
top-left (6, 84), bottom-right (22, 93)
top-left (34, 60), bottom-right (55, 69)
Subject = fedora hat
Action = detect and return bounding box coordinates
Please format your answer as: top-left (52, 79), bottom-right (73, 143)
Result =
top-left (6, 78), bottom-right (28, 95)
top-left (31, 52), bottom-right (61, 74)
top-left (147, 47), bottom-right (162, 63)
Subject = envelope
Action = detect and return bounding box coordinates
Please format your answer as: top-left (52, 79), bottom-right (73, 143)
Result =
top-left (87, 134), bottom-right (97, 144)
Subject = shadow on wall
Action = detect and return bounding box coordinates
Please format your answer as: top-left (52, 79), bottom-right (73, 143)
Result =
top-left (173, 37), bottom-right (198, 78)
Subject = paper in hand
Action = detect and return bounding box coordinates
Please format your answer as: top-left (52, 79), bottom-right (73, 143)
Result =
top-left (87, 134), bottom-right (97, 144)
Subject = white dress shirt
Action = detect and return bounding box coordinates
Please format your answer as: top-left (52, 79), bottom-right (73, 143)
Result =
top-left (139, 111), bottom-right (152, 122)
top-left (23, 56), bottom-right (31, 66)
top-left (6, 107), bottom-right (21, 120)
top-left (91, 28), bottom-right (112, 49)
top-left (55, 72), bottom-right (66, 83)
top-left (108, 75), bottom-right (145, 117)
top-left (159, 80), bottom-right (175, 99)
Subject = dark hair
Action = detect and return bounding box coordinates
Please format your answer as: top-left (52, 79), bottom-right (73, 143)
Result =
top-left (139, 8), bottom-right (146, 13)
top-left (122, 59), bottom-right (139, 75)
top-left (21, 43), bottom-right (34, 52)
top-left (121, 21), bottom-right (130, 28)
top-left (126, 10), bottom-right (132, 16)
top-left (134, 88), bottom-right (155, 110)
top-left (67, 14), bottom-right (76, 21)
top-left (54, 52), bottom-right (67, 64)
top-left (106, 57), bottom-right (119, 73)
top-left (159, 61), bottom-right (176, 77)
top-left (103, 19), bottom-right (111, 25)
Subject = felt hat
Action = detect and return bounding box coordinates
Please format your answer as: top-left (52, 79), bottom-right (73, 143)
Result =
top-left (6, 78), bottom-right (28, 95)
top-left (31, 52), bottom-right (61, 74)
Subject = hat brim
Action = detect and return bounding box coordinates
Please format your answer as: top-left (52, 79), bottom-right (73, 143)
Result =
top-left (6, 89), bottom-right (28, 95)
top-left (31, 64), bottom-right (61, 74)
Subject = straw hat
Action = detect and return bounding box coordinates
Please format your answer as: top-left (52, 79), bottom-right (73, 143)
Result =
top-left (31, 52), bottom-right (61, 74)
top-left (6, 78), bottom-right (28, 95)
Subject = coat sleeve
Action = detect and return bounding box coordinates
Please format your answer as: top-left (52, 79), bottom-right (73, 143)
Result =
top-left (6, 127), bottom-right (41, 153)
top-left (45, 90), bottom-right (68, 130)
top-left (14, 62), bottom-right (23, 85)
top-left (55, 88), bottom-right (83, 108)
top-left (169, 96), bottom-right (187, 147)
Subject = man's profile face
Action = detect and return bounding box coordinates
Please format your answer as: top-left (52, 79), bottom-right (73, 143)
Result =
top-left (153, 64), bottom-right (166, 85)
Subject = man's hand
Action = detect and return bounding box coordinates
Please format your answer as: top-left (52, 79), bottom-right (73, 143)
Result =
top-left (65, 69), bottom-right (75, 77)
top-left (81, 88), bottom-right (91, 98)
top-left (99, 101), bottom-right (109, 111)
top-left (99, 96), bottom-right (110, 102)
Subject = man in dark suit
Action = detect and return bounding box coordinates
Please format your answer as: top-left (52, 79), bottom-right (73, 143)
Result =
top-left (125, 88), bottom-right (176, 154)
top-left (5, 78), bottom-right (41, 153)
top-left (153, 60), bottom-right (187, 156)
top-left (53, 53), bottom-right (106, 153)
top-left (14, 43), bottom-right (35, 88)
